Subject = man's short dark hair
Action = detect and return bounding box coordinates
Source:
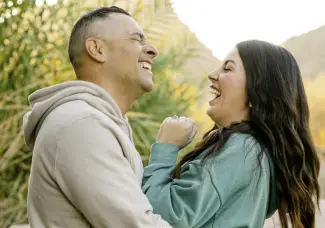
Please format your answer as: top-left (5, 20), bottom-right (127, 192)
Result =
top-left (68, 6), bottom-right (130, 68)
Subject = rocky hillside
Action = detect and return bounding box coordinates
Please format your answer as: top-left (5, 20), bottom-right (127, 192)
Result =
top-left (282, 25), bottom-right (325, 77)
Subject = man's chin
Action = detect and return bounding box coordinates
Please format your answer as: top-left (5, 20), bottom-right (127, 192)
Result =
top-left (141, 81), bottom-right (154, 93)
top-left (143, 85), bottom-right (154, 93)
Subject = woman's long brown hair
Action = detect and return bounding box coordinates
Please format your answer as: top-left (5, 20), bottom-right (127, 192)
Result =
top-left (172, 40), bottom-right (320, 228)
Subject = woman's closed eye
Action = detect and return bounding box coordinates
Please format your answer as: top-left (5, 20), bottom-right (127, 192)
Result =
top-left (222, 60), bottom-right (235, 72)
top-left (223, 65), bottom-right (231, 72)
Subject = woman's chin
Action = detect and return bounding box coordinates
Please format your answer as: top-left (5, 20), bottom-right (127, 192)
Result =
top-left (206, 106), bottom-right (223, 125)
top-left (206, 106), bottom-right (215, 117)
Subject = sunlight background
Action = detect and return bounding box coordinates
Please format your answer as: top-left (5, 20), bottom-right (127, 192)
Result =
top-left (172, 0), bottom-right (325, 59)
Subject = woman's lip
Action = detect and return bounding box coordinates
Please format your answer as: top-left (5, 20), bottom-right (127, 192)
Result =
top-left (209, 97), bottom-right (219, 105)
top-left (210, 85), bottom-right (220, 91)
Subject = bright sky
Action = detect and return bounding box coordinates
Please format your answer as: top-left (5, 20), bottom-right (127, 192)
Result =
top-left (172, 0), bottom-right (325, 60)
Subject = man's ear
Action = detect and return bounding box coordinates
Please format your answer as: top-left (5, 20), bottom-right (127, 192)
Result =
top-left (85, 38), bottom-right (106, 63)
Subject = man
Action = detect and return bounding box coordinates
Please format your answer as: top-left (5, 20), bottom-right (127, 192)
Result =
top-left (23, 6), bottom-right (171, 227)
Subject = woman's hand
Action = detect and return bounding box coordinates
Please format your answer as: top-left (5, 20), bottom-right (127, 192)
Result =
top-left (156, 116), bottom-right (197, 150)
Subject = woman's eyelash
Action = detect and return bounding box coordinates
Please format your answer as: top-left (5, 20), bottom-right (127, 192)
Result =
top-left (223, 67), bottom-right (230, 72)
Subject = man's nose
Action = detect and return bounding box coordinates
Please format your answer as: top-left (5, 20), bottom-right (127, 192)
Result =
top-left (143, 44), bottom-right (158, 59)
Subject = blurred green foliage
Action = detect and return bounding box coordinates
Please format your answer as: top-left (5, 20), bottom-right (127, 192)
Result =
top-left (0, 0), bottom-right (202, 226)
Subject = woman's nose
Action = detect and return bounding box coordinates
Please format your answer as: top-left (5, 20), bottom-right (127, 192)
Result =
top-left (208, 71), bottom-right (219, 81)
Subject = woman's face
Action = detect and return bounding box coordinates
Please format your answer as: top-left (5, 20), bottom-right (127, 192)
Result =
top-left (206, 48), bottom-right (250, 127)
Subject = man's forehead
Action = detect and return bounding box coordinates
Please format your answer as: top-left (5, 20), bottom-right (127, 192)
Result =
top-left (100, 13), bottom-right (144, 38)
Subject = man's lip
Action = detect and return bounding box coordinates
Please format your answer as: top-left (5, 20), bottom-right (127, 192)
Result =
top-left (138, 60), bottom-right (153, 65)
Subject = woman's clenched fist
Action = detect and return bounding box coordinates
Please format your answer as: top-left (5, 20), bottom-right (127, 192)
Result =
top-left (156, 116), bottom-right (197, 150)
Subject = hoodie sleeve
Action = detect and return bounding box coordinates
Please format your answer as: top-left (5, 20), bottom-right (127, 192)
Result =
top-left (54, 115), bottom-right (171, 228)
top-left (142, 143), bottom-right (222, 228)
top-left (142, 140), bottom-right (265, 228)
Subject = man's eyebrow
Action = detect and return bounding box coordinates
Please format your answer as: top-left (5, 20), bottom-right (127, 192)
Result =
top-left (130, 32), bottom-right (146, 40)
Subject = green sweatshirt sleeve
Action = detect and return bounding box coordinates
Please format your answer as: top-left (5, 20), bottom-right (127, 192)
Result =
top-left (142, 143), bottom-right (222, 228)
top-left (142, 137), bottom-right (261, 228)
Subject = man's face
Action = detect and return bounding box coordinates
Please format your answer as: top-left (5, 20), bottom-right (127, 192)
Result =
top-left (92, 13), bottom-right (158, 94)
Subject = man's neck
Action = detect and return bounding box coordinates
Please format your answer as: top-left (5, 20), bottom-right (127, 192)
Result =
top-left (76, 67), bottom-right (142, 115)
top-left (100, 81), bottom-right (136, 115)
top-left (83, 80), bottom-right (137, 115)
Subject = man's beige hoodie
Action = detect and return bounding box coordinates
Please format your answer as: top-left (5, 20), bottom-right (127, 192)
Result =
top-left (23, 80), bottom-right (171, 228)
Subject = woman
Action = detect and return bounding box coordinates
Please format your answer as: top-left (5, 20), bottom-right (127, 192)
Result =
top-left (142, 40), bottom-right (320, 228)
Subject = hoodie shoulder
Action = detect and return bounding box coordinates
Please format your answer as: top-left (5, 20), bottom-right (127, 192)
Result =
top-left (43, 100), bottom-right (108, 134)
top-left (50, 100), bottom-right (103, 122)
top-left (23, 81), bottom-right (125, 150)
top-left (24, 100), bottom-right (105, 150)
top-left (215, 133), bottom-right (278, 218)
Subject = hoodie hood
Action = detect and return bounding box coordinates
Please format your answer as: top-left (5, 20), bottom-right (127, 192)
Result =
top-left (23, 80), bottom-right (132, 150)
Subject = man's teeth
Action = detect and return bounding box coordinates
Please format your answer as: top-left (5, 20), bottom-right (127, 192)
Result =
top-left (210, 88), bottom-right (221, 97)
top-left (139, 62), bottom-right (152, 70)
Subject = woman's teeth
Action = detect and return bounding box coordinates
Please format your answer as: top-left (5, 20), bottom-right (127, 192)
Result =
top-left (210, 88), bottom-right (221, 98)
top-left (139, 62), bottom-right (152, 70)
